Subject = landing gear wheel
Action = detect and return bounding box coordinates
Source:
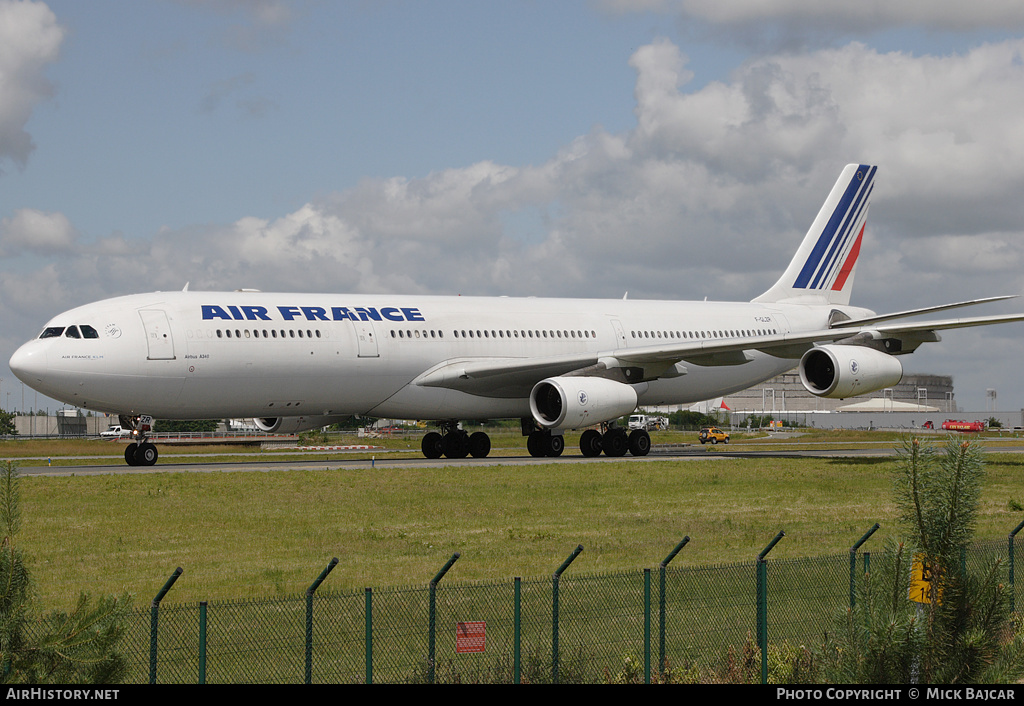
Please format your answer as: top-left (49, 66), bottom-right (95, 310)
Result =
top-left (579, 429), bottom-right (603, 457)
top-left (442, 430), bottom-right (470, 459)
top-left (527, 430), bottom-right (547, 458)
top-left (628, 429), bottom-right (651, 457)
top-left (468, 432), bottom-right (491, 458)
top-left (602, 428), bottom-right (628, 457)
top-left (137, 442), bottom-right (158, 466)
top-left (124, 444), bottom-right (139, 466)
top-left (421, 432), bottom-right (443, 459)
top-left (545, 433), bottom-right (564, 457)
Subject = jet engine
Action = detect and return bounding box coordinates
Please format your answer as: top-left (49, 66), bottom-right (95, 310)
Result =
top-left (530, 376), bottom-right (639, 430)
top-left (253, 415), bottom-right (351, 434)
top-left (798, 345), bottom-right (903, 399)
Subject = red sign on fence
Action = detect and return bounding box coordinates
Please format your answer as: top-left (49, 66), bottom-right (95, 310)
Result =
top-left (456, 621), bottom-right (486, 654)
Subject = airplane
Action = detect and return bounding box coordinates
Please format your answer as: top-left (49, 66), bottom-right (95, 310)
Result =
top-left (9, 164), bottom-right (1024, 466)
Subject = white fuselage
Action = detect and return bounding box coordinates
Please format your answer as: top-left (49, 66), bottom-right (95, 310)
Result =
top-left (9, 290), bottom-right (872, 424)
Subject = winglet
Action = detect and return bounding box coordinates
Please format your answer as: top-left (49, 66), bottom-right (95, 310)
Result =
top-left (754, 164), bottom-right (877, 306)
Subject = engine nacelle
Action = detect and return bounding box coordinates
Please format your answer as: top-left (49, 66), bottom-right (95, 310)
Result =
top-left (530, 376), bottom-right (639, 430)
top-left (799, 345), bottom-right (903, 399)
top-left (253, 415), bottom-right (350, 434)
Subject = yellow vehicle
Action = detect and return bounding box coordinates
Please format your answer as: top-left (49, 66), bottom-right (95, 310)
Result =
top-left (698, 427), bottom-right (729, 444)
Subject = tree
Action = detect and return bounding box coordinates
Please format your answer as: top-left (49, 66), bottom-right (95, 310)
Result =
top-left (153, 419), bottom-right (219, 433)
top-left (0, 461), bottom-right (131, 683)
top-left (668, 411), bottom-right (719, 429)
top-left (826, 437), bottom-right (1024, 683)
top-left (0, 411), bottom-right (16, 436)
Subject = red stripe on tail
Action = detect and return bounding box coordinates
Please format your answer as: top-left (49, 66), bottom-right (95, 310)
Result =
top-left (831, 224), bottom-right (864, 292)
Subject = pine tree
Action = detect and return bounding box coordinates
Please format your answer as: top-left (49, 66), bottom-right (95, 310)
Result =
top-left (0, 461), bottom-right (132, 684)
top-left (826, 436), bottom-right (1024, 683)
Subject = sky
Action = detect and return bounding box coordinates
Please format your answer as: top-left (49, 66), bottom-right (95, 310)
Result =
top-left (4, 0), bottom-right (1024, 414)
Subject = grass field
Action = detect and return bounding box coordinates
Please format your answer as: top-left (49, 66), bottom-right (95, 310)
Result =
top-left (3, 431), bottom-right (1023, 610)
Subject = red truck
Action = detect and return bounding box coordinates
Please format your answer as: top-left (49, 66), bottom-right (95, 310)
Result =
top-left (941, 419), bottom-right (985, 432)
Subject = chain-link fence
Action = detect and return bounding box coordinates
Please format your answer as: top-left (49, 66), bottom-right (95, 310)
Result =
top-left (89, 527), bottom-right (1024, 683)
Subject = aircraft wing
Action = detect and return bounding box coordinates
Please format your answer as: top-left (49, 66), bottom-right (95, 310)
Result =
top-left (413, 310), bottom-right (1024, 398)
top-left (413, 352), bottom-right (603, 397)
top-left (865, 312), bottom-right (1024, 352)
top-left (830, 296), bottom-right (1018, 328)
top-left (412, 328), bottom-right (856, 397)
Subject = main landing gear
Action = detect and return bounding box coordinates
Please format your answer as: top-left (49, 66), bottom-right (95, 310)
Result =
top-left (526, 422), bottom-right (652, 458)
top-left (421, 422), bottom-right (492, 459)
top-left (418, 420), bottom-right (653, 460)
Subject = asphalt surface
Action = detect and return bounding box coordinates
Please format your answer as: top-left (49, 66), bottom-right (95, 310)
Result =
top-left (14, 440), bottom-right (1024, 477)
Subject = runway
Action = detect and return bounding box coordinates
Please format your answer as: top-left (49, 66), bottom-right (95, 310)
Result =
top-left (16, 439), bottom-right (1024, 477)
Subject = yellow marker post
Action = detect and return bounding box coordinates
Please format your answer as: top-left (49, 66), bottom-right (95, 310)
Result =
top-left (909, 553), bottom-right (942, 605)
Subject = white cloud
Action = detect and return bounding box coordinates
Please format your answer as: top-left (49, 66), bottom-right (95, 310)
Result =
top-left (0, 208), bottom-right (77, 255)
top-left (0, 0), bottom-right (65, 172)
top-left (16, 36), bottom-right (1024, 311)
top-left (6, 37), bottom-right (1024, 311)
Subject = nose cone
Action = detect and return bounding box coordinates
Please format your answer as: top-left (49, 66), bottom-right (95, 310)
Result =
top-left (9, 341), bottom-right (46, 385)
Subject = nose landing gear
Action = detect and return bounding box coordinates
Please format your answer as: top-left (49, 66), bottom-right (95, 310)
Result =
top-left (120, 414), bottom-right (159, 466)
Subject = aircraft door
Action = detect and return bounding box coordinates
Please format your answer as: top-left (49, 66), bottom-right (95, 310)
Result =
top-left (139, 309), bottom-right (176, 360)
top-left (610, 319), bottom-right (628, 347)
top-left (354, 322), bottom-right (379, 358)
top-left (771, 312), bottom-right (791, 334)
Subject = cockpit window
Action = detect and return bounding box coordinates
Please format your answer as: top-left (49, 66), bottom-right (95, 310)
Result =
top-left (65, 326), bottom-right (81, 338)
top-left (40, 327), bottom-right (65, 339)
top-left (80, 325), bottom-right (99, 339)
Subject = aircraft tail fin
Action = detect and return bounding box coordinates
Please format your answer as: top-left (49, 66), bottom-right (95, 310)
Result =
top-left (753, 164), bottom-right (877, 306)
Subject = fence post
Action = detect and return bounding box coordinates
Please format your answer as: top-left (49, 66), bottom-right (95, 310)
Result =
top-left (514, 577), bottom-right (521, 684)
top-left (149, 567), bottom-right (183, 685)
top-left (305, 557), bottom-right (338, 684)
top-left (552, 544), bottom-right (583, 684)
top-left (756, 532), bottom-right (784, 686)
top-left (365, 588), bottom-right (373, 684)
top-left (428, 553), bottom-right (460, 684)
top-left (198, 601), bottom-right (207, 685)
top-left (644, 568), bottom-right (651, 684)
top-left (1010, 519), bottom-right (1024, 611)
top-left (849, 524), bottom-right (880, 608)
top-left (659, 536), bottom-right (690, 677)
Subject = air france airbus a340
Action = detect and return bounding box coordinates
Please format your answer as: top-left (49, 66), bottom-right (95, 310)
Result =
top-left (10, 164), bottom-right (1024, 466)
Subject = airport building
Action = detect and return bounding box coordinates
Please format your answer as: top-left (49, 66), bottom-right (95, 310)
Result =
top-left (727, 372), bottom-right (956, 414)
top-left (663, 372), bottom-right (1023, 430)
